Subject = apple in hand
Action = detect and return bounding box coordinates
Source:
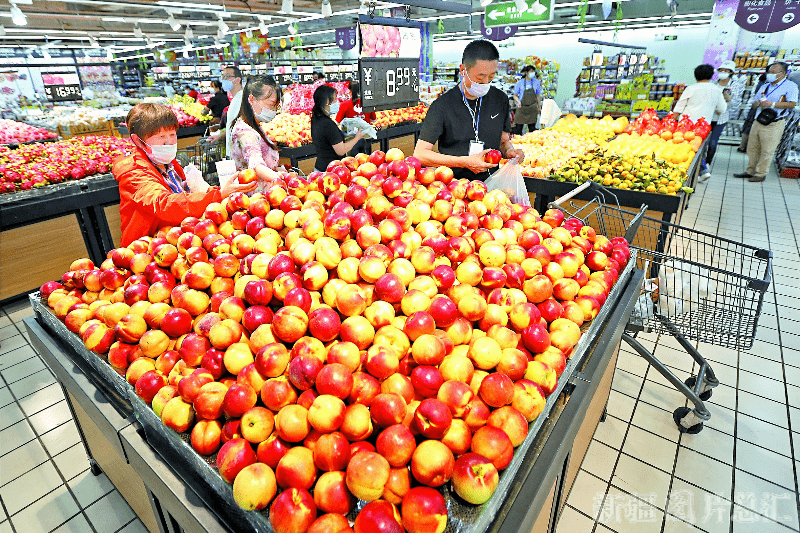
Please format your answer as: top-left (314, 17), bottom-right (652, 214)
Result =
top-left (483, 149), bottom-right (502, 165)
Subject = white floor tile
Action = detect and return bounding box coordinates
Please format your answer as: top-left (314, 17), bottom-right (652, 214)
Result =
top-left (0, 461), bottom-right (63, 515)
top-left (597, 485), bottom-right (665, 533)
top-left (117, 518), bottom-right (150, 533)
top-left (0, 335), bottom-right (30, 356)
top-left (53, 443), bottom-right (90, 482)
top-left (0, 346), bottom-right (37, 371)
top-left (593, 414), bottom-right (629, 451)
top-left (50, 514), bottom-right (92, 533)
top-left (7, 369), bottom-right (56, 399)
top-left (612, 368), bottom-right (645, 399)
top-left (673, 447), bottom-right (733, 501)
top-left (739, 352), bottom-right (785, 382)
top-left (733, 470), bottom-right (799, 530)
top-left (0, 439), bottom-right (48, 487)
top-left (0, 403), bottom-right (25, 432)
top-left (736, 412), bottom-right (793, 458)
top-left (0, 388), bottom-right (13, 410)
top-left (555, 506), bottom-right (596, 533)
top-left (17, 383), bottom-right (65, 417)
top-left (621, 425), bottom-right (678, 474)
top-left (631, 402), bottom-right (681, 443)
top-left (667, 477), bottom-right (731, 533)
top-left (39, 421), bottom-right (81, 457)
top-left (566, 470), bottom-right (609, 520)
top-left (84, 490), bottom-right (136, 533)
top-left (612, 453), bottom-right (673, 510)
top-left (27, 400), bottom-right (72, 436)
top-left (639, 381), bottom-right (689, 413)
top-left (582, 440), bottom-right (620, 481)
top-left (616, 349), bottom-right (651, 377)
top-left (607, 390), bottom-right (637, 422)
top-left (9, 484), bottom-right (79, 533)
top-left (737, 390), bottom-right (790, 429)
top-left (67, 469), bottom-right (114, 509)
top-left (735, 439), bottom-right (795, 492)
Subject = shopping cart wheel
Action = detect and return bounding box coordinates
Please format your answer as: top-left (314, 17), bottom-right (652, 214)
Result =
top-left (673, 407), bottom-right (704, 434)
top-left (89, 459), bottom-right (102, 476)
top-left (684, 376), bottom-right (713, 401)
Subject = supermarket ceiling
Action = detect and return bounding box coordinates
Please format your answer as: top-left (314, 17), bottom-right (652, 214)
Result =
top-left (0, 0), bottom-right (716, 49)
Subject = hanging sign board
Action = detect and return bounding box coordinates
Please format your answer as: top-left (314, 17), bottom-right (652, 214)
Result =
top-left (735, 0), bottom-right (800, 33)
top-left (359, 58), bottom-right (419, 112)
top-left (484, 0), bottom-right (552, 28)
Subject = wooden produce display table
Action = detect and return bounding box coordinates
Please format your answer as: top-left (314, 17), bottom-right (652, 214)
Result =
top-left (23, 264), bottom-right (643, 533)
top-left (0, 175), bottom-right (122, 302)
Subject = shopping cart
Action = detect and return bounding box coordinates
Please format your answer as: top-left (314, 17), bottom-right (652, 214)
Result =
top-left (549, 182), bottom-right (772, 434)
top-left (176, 125), bottom-right (226, 186)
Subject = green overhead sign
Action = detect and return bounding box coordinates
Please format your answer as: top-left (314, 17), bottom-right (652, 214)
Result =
top-left (484, 0), bottom-right (553, 27)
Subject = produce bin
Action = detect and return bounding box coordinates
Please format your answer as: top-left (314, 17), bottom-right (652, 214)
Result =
top-left (24, 255), bottom-right (644, 533)
top-left (0, 174), bottom-right (121, 302)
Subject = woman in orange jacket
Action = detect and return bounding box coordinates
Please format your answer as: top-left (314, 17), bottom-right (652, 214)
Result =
top-left (114, 103), bottom-right (255, 246)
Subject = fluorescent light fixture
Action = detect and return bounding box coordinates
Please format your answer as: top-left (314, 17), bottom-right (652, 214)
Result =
top-left (280, 0), bottom-right (293, 14)
top-left (184, 25), bottom-right (193, 38)
top-left (134, 25), bottom-right (143, 38)
top-left (321, 0), bottom-right (332, 17)
top-left (9, 3), bottom-right (26, 26)
top-left (102, 17), bottom-right (126, 22)
top-left (217, 18), bottom-right (229, 33)
top-left (167, 13), bottom-right (181, 31)
top-left (288, 23), bottom-right (297, 35)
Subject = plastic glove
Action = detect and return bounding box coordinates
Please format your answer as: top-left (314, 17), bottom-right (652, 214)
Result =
top-left (184, 163), bottom-right (210, 193)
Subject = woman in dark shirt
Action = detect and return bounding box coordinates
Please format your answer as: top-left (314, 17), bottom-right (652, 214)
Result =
top-left (204, 81), bottom-right (230, 124)
top-left (311, 85), bottom-right (363, 172)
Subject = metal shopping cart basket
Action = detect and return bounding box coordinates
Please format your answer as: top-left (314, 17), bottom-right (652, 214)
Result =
top-left (549, 181), bottom-right (772, 434)
top-left (176, 125), bottom-right (226, 186)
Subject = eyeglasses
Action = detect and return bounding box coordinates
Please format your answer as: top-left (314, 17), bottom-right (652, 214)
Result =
top-left (220, 74), bottom-right (237, 80)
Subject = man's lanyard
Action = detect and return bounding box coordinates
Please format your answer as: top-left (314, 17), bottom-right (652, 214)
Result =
top-left (762, 79), bottom-right (788, 117)
top-left (461, 82), bottom-right (482, 142)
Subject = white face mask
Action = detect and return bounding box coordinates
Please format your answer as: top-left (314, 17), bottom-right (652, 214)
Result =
top-left (527, 72), bottom-right (535, 80)
top-left (329, 102), bottom-right (340, 116)
top-left (766, 73), bottom-right (779, 83)
top-left (717, 72), bottom-right (730, 80)
top-left (252, 98), bottom-right (277, 123)
top-left (463, 71), bottom-right (491, 98)
top-left (147, 142), bottom-right (178, 164)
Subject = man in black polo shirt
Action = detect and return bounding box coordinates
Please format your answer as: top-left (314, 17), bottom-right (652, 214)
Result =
top-left (414, 39), bottom-right (525, 181)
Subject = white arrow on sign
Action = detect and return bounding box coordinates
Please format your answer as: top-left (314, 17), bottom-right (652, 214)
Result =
top-left (487, 8), bottom-right (504, 20)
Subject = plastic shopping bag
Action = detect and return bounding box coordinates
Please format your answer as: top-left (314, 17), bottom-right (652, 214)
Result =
top-left (484, 158), bottom-right (531, 206)
top-left (655, 260), bottom-right (717, 316)
top-left (184, 163), bottom-right (210, 193)
top-left (340, 117), bottom-right (378, 140)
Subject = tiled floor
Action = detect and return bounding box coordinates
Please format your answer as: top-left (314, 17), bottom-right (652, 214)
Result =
top-left (559, 145), bottom-right (800, 533)
top-left (0, 309), bottom-right (147, 532)
top-left (0, 144), bottom-right (798, 533)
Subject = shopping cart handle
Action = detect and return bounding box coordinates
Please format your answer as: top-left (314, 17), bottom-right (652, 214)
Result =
top-left (550, 181), bottom-right (595, 207)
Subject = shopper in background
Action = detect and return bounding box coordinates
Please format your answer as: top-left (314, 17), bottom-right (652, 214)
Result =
top-left (187, 85), bottom-right (199, 101)
top-left (673, 64), bottom-right (727, 182)
top-left (734, 61), bottom-right (798, 183)
top-left (512, 65), bottom-right (541, 135)
top-left (202, 81), bottom-right (230, 125)
top-left (336, 82), bottom-right (376, 156)
top-left (739, 71), bottom-right (769, 153)
top-left (164, 81), bottom-right (175, 98)
top-left (414, 39), bottom-right (525, 181)
top-left (229, 75), bottom-right (284, 190)
top-left (311, 84), bottom-right (364, 172)
top-left (114, 103), bottom-right (256, 247)
top-left (222, 65), bottom-right (244, 155)
top-left (706, 61), bottom-right (745, 176)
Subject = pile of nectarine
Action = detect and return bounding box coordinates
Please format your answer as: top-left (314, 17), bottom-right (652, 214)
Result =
top-left (41, 146), bottom-right (630, 533)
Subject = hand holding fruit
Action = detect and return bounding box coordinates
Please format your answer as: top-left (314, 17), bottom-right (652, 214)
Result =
top-left (506, 148), bottom-right (526, 165)
top-left (221, 175), bottom-right (258, 197)
top-left (466, 151), bottom-right (498, 174)
top-left (484, 150), bottom-right (503, 165)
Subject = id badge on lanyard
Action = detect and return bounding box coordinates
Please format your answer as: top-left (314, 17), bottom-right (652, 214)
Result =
top-left (462, 84), bottom-right (483, 153)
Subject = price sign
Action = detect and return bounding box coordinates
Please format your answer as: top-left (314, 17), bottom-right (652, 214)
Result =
top-left (44, 84), bottom-right (83, 102)
top-left (342, 70), bottom-right (356, 81)
top-left (274, 73), bottom-right (294, 85)
top-left (299, 72), bottom-right (316, 84)
top-left (359, 58), bottom-right (419, 112)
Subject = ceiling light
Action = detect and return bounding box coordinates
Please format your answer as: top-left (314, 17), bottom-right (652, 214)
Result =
top-left (9, 3), bottom-right (26, 26)
top-left (280, 0), bottom-right (293, 14)
top-left (183, 49), bottom-right (189, 58)
top-left (134, 25), bottom-right (143, 38)
top-left (259, 20), bottom-right (269, 35)
top-left (217, 18), bottom-right (229, 33)
top-left (106, 48), bottom-right (113, 60)
top-left (184, 36), bottom-right (191, 47)
top-left (167, 13), bottom-right (181, 31)
top-left (245, 29), bottom-right (253, 38)
top-left (288, 23), bottom-right (297, 35)
top-left (184, 25), bottom-right (193, 39)
top-left (89, 35), bottom-right (99, 48)
top-left (321, 0), bottom-right (332, 17)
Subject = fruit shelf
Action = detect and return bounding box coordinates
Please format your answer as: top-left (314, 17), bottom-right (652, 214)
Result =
top-left (27, 255), bottom-right (641, 533)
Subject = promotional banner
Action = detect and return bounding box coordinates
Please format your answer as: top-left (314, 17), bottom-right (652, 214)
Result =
top-left (420, 22), bottom-right (432, 82)
top-left (703, 0), bottom-right (740, 65)
top-left (480, 15), bottom-right (518, 41)
top-left (735, 0), bottom-right (800, 33)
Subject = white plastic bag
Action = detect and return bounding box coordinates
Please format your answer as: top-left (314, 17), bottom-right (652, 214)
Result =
top-left (484, 158), bottom-right (531, 206)
top-left (656, 260), bottom-right (717, 316)
top-left (340, 117), bottom-right (378, 140)
top-left (184, 163), bottom-right (210, 193)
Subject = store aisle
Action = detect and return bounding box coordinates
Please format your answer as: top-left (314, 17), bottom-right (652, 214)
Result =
top-left (0, 144), bottom-right (798, 533)
top-left (559, 144), bottom-right (800, 533)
